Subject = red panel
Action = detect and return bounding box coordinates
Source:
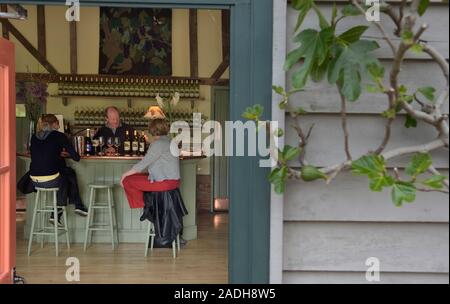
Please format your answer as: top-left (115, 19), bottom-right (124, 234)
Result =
top-left (0, 37), bottom-right (16, 284)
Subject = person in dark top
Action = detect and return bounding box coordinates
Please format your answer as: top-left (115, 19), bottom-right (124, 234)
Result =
top-left (93, 106), bottom-right (134, 155)
top-left (30, 114), bottom-right (88, 225)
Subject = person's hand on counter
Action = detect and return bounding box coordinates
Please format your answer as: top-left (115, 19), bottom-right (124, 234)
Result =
top-left (105, 147), bottom-right (117, 155)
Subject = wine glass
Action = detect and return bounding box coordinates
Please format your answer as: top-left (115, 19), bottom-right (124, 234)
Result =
top-left (98, 136), bottom-right (105, 156)
top-left (92, 139), bottom-right (100, 156)
top-left (113, 137), bottom-right (121, 156)
top-left (106, 137), bottom-right (114, 155)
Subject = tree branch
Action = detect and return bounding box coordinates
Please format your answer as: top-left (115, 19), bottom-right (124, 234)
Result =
top-left (382, 139), bottom-right (446, 159)
top-left (422, 44), bottom-right (450, 86)
top-left (428, 166), bottom-right (450, 190)
top-left (416, 187), bottom-right (449, 194)
top-left (375, 89), bottom-right (396, 154)
top-left (338, 88), bottom-right (352, 160)
top-left (352, 0), bottom-right (396, 55)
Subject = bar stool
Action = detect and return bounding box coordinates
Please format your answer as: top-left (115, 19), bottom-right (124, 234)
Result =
top-left (83, 184), bottom-right (118, 251)
top-left (145, 220), bottom-right (180, 258)
top-left (27, 187), bottom-right (70, 256)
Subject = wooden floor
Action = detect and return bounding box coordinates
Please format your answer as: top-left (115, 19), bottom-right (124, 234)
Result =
top-left (15, 211), bottom-right (228, 284)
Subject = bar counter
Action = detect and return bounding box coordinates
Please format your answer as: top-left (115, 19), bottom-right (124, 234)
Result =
top-left (17, 153), bottom-right (204, 243)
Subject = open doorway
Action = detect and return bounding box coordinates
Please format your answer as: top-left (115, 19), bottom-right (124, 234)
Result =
top-left (4, 3), bottom-right (230, 283)
top-left (1, 0), bottom-right (272, 284)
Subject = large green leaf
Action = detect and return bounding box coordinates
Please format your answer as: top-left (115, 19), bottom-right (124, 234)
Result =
top-left (352, 154), bottom-right (386, 176)
top-left (338, 25), bottom-right (369, 44)
top-left (288, 27), bottom-right (334, 89)
top-left (417, 86), bottom-right (436, 102)
top-left (422, 175), bottom-right (447, 189)
top-left (328, 40), bottom-right (380, 101)
top-left (404, 114), bottom-right (418, 128)
top-left (369, 173), bottom-right (395, 192)
top-left (417, 0), bottom-right (430, 16)
top-left (269, 166), bottom-right (288, 194)
top-left (405, 153), bottom-right (432, 177)
top-left (391, 182), bottom-right (416, 207)
top-left (292, 0), bottom-right (313, 32)
top-left (281, 145), bottom-right (301, 162)
top-left (341, 4), bottom-right (362, 16)
top-left (312, 4), bottom-right (330, 30)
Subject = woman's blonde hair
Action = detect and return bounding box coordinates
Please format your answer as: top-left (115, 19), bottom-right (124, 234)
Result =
top-left (148, 119), bottom-right (170, 136)
top-left (37, 114), bottom-right (59, 132)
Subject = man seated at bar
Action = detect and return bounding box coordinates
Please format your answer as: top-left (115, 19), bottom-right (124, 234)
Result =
top-left (93, 106), bottom-right (134, 155)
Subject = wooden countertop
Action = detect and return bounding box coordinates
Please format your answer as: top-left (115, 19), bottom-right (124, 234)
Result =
top-left (17, 152), bottom-right (206, 161)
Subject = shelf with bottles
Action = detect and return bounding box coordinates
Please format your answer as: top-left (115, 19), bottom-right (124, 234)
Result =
top-left (72, 107), bottom-right (208, 130)
top-left (51, 75), bottom-right (202, 102)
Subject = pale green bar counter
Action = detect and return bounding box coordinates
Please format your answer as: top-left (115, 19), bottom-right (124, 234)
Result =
top-left (18, 155), bottom-right (202, 243)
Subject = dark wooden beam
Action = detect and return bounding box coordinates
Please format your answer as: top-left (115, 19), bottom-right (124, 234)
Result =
top-left (0, 19), bottom-right (58, 74)
top-left (189, 9), bottom-right (198, 78)
top-left (221, 10), bottom-right (230, 60)
top-left (211, 55), bottom-right (229, 81)
top-left (69, 21), bottom-right (77, 74)
top-left (0, 5), bottom-right (9, 39)
top-left (37, 5), bottom-right (46, 57)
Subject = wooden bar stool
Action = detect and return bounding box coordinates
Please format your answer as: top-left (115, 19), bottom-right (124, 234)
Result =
top-left (144, 220), bottom-right (180, 258)
top-left (27, 187), bottom-right (70, 256)
top-left (83, 184), bottom-right (118, 251)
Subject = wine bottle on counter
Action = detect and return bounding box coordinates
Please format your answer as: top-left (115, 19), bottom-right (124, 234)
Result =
top-left (139, 131), bottom-right (147, 155)
top-left (132, 130), bottom-right (139, 156)
top-left (124, 130), bottom-right (131, 156)
top-left (85, 129), bottom-right (94, 156)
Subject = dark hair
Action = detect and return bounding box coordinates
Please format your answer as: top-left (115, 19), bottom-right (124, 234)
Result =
top-left (104, 106), bottom-right (120, 118)
top-left (149, 119), bottom-right (170, 136)
top-left (37, 114), bottom-right (59, 132)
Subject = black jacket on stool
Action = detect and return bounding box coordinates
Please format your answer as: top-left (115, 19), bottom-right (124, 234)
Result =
top-left (141, 189), bottom-right (188, 246)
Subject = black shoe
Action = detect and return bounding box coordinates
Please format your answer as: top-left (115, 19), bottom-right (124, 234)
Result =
top-left (74, 205), bottom-right (88, 217)
top-left (49, 211), bottom-right (63, 227)
top-left (179, 237), bottom-right (187, 246)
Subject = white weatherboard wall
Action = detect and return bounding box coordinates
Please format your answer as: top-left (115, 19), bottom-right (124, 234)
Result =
top-left (279, 1), bottom-right (449, 284)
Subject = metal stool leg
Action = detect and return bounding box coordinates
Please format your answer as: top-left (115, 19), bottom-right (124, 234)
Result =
top-left (83, 187), bottom-right (95, 252)
top-left (145, 221), bottom-right (151, 257)
top-left (110, 189), bottom-right (119, 246)
top-left (52, 191), bottom-right (59, 256)
top-left (27, 191), bottom-right (40, 256)
top-left (150, 223), bottom-right (155, 252)
top-left (62, 207), bottom-right (70, 250)
top-left (172, 241), bottom-right (176, 259)
top-left (107, 188), bottom-right (115, 250)
top-left (177, 234), bottom-right (181, 252)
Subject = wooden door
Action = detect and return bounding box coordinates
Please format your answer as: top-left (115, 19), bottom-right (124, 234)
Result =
top-left (0, 37), bottom-right (16, 284)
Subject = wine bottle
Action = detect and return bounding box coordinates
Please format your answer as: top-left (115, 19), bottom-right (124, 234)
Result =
top-left (85, 129), bottom-right (94, 156)
top-left (132, 130), bottom-right (139, 156)
top-left (124, 130), bottom-right (131, 156)
top-left (139, 131), bottom-right (146, 155)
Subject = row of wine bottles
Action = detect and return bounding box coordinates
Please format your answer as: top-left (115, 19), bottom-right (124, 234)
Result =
top-left (76, 129), bottom-right (149, 157)
top-left (123, 130), bottom-right (148, 156)
top-left (57, 79), bottom-right (200, 98)
top-left (74, 107), bottom-right (203, 127)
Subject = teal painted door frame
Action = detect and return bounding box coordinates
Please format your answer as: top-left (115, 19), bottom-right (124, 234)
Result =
top-left (2, 0), bottom-right (273, 283)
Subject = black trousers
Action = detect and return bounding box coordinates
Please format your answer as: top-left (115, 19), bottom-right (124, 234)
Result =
top-left (31, 167), bottom-right (83, 207)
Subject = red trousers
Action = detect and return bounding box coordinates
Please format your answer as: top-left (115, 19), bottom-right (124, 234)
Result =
top-left (122, 174), bottom-right (180, 209)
